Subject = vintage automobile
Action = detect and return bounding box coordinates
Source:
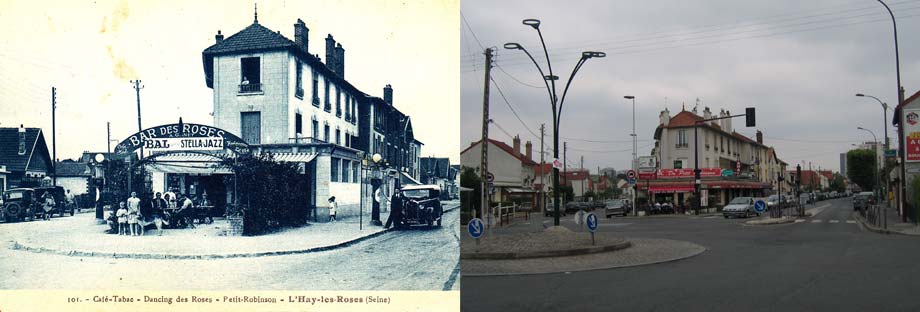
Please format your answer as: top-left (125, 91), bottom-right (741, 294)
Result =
top-left (398, 184), bottom-right (444, 227)
top-left (2, 186), bottom-right (72, 222)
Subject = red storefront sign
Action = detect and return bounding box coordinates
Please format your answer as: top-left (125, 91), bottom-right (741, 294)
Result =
top-left (638, 171), bottom-right (657, 179)
top-left (906, 110), bottom-right (920, 162)
top-left (648, 184), bottom-right (695, 193)
top-left (657, 168), bottom-right (722, 178)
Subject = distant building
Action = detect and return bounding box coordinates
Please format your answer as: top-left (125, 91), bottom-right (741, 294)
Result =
top-left (419, 156), bottom-right (457, 197)
top-left (840, 153), bottom-right (847, 177)
top-left (460, 136), bottom-right (537, 208)
top-left (0, 126), bottom-right (52, 191)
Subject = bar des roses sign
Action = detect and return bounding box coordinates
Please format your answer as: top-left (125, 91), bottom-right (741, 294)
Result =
top-left (114, 122), bottom-right (250, 157)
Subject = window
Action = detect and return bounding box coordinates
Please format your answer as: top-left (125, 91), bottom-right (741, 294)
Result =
top-left (720, 136), bottom-right (724, 153)
top-left (336, 89), bottom-right (342, 117)
top-left (342, 161), bottom-right (349, 183)
top-left (240, 112), bottom-right (261, 144)
top-left (295, 112), bottom-right (303, 135)
top-left (295, 61), bottom-right (304, 99)
top-left (335, 128), bottom-right (341, 145)
top-left (312, 70), bottom-right (320, 106)
top-left (312, 118), bottom-right (319, 140)
top-left (676, 130), bottom-right (688, 148)
top-left (345, 95), bottom-right (351, 121)
top-left (352, 161), bottom-right (359, 183)
top-left (345, 133), bottom-right (351, 147)
top-left (324, 80), bottom-right (331, 112)
top-left (728, 139), bottom-right (732, 154)
top-left (674, 159), bottom-right (683, 169)
top-left (239, 57), bottom-right (261, 93)
top-left (324, 124), bottom-right (330, 142)
top-left (331, 158), bottom-right (339, 182)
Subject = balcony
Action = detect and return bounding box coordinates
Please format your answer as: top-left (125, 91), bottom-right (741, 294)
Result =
top-left (312, 96), bottom-right (320, 107)
top-left (238, 83), bottom-right (262, 94)
top-left (675, 143), bottom-right (689, 148)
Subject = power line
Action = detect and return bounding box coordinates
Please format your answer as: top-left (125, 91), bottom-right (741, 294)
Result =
top-left (489, 76), bottom-right (539, 139)
top-left (567, 142), bottom-right (655, 153)
top-left (460, 11), bottom-right (485, 50)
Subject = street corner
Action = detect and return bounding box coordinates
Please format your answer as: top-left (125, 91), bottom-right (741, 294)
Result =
top-left (461, 225), bottom-right (632, 260)
top-left (744, 216), bottom-right (796, 226)
top-left (460, 237), bottom-right (705, 276)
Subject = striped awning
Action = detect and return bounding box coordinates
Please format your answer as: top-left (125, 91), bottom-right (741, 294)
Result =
top-left (271, 153), bottom-right (318, 163)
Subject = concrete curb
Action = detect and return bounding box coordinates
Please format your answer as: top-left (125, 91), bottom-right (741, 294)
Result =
top-left (461, 240), bottom-right (632, 260)
top-left (852, 213), bottom-right (920, 236)
top-left (9, 204), bottom-right (460, 260)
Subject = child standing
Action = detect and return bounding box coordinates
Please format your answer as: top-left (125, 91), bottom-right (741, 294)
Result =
top-left (328, 196), bottom-right (337, 222)
top-left (116, 202), bottom-right (128, 235)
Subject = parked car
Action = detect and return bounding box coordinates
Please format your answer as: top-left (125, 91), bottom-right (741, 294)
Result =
top-left (544, 204), bottom-right (568, 217)
top-left (2, 186), bottom-right (72, 222)
top-left (649, 202), bottom-right (674, 215)
top-left (398, 185), bottom-right (443, 227)
top-left (853, 191), bottom-right (875, 211)
top-left (604, 199), bottom-right (631, 218)
top-left (722, 196), bottom-right (757, 218)
top-left (766, 195), bottom-right (781, 209)
top-left (592, 200), bottom-right (607, 210)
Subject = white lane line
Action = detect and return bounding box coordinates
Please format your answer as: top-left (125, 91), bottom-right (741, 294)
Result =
top-left (829, 220), bottom-right (840, 224)
top-left (846, 220), bottom-right (856, 224)
top-left (811, 219), bottom-right (823, 223)
top-left (795, 219), bottom-right (806, 223)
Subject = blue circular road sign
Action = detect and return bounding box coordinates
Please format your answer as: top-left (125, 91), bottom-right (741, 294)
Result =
top-left (585, 213), bottom-right (598, 232)
top-left (754, 199), bottom-right (766, 213)
top-left (468, 218), bottom-right (484, 238)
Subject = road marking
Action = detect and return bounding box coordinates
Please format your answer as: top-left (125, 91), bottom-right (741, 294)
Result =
top-left (846, 220), bottom-right (856, 224)
top-left (829, 220), bottom-right (840, 224)
top-left (794, 219), bottom-right (806, 223)
top-left (811, 219), bottom-right (823, 223)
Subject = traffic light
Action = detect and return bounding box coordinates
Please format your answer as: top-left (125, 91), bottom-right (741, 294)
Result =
top-left (745, 107), bottom-right (756, 127)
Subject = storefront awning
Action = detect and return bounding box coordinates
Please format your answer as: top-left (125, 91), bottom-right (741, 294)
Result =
top-left (144, 153), bottom-right (232, 174)
top-left (400, 171), bottom-right (421, 185)
top-left (506, 187), bottom-right (536, 193)
top-left (648, 185), bottom-right (695, 193)
top-left (272, 152), bottom-right (318, 163)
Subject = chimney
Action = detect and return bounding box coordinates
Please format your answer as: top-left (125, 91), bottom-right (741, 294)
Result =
top-left (215, 30), bottom-right (224, 44)
top-left (325, 34), bottom-right (337, 73)
top-left (18, 124), bottom-right (26, 155)
top-left (703, 107), bottom-right (712, 121)
top-left (513, 135), bottom-right (521, 156)
top-left (294, 19), bottom-right (309, 53)
top-left (383, 84), bottom-right (393, 105)
top-left (525, 141), bottom-right (533, 160)
top-left (659, 108), bottom-right (670, 126)
top-left (756, 130), bottom-right (763, 144)
top-left (725, 110), bottom-right (732, 133)
top-left (335, 43), bottom-right (345, 78)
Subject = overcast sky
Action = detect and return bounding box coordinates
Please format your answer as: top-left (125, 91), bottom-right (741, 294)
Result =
top-left (461, 0), bottom-right (920, 173)
top-left (0, 0), bottom-right (458, 162)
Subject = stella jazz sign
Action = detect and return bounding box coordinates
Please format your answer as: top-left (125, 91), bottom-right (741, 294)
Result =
top-left (114, 122), bottom-right (250, 157)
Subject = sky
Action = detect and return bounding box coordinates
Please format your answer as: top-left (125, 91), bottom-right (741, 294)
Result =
top-left (460, 0), bottom-right (920, 174)
top-left (0, 0), bottom-right (459, 163)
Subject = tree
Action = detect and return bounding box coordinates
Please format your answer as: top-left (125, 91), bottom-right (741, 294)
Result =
top-left (829, 174), bottom-right (846, 193)
top-left (847, 149), bottom-right (877, 191)
top-left (221, 153), bottom-right (310, 235)
top-left (459, 166), bottom-right (482, 218)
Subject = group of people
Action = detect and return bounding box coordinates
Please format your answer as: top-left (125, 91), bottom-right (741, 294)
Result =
top-left (110, 191), bottom-right (198, 236)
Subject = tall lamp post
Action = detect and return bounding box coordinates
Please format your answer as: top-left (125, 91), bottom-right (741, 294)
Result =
top-left (857, 93), bottom-right (890, 205)
top-left (857, 127), bottom-right (881, 205)
top-left (875, 0), bottom-right (905, 222)
top-left (504, 18), bottom-right (605, 226)
top-left (625, 95), bottom-right (637, 215)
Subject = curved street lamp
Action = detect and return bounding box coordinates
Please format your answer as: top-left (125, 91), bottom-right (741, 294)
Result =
top-left (857, 127), bottom-right (882, 204)
top-left (856, 93), bottom-right (889, 150)
top-left (504, 18), bottom-right (605, 226)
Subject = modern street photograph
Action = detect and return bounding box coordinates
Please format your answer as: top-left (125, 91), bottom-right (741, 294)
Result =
top-left (459, 0), bottom-right (920, 311)
top-left (0, 0), bottom-right (460, 292)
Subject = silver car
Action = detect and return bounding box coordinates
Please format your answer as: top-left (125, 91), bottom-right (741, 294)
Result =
top-left (722, 197), bottom-right (757, 218)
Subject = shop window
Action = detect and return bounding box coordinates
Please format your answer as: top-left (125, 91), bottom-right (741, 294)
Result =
top-left (240, 112), bottom-right (261, 145)
top-left (342, 161), bottom-right (349, 183)
top-left (239, 57), bottom-right (261, 93)
top-left (295, 112), bottom-right (303, 135)
top-left (331, 158), bottom-right (339, 182)
top-left (295, 61), bottom-right (304, 99)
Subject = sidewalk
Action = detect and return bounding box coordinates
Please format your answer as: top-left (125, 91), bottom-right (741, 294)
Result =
top-left (854, 203), bottom-right (920, 236)
top-left (4, 204), bottom-right (460, 259)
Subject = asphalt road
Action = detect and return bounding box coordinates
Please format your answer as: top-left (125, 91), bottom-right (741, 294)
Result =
top-left (0, 204), bottom-right (460, 291)
top-left (461, 198), bottom-right (920, 311)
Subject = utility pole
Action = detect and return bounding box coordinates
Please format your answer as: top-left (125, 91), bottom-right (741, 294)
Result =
top-left (540, 123), bottom-right (545, 213)
top-left (131, 80), bottom-right (144, 157)
top-left (479, 48), bottom-right (493, 225)
top-left (51, 87), bottom-right (57, 186)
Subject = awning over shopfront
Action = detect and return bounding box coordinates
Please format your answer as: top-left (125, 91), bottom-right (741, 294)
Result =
top-left (648, 184), bottom-right (695, 193)
top-left (400, 171), bottom-right (421, 185)
top-left (144, 153), bottom-right (232, 175)
top-left (638, 180), bottom-right (770, 193)
top-left (505, 187), bottom-right (536, 193)
top-left (272, 152), bottom-right (317, 163)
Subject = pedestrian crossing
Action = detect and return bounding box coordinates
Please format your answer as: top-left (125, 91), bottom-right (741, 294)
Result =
top-left (799, 218), bottom-right (856, 224)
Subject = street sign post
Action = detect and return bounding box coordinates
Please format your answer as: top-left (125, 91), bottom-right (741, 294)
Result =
top-left (486, 172), bottom-right (494, 182)
top-left (626, 170), bottom-right (636, 179)
top-left (754, 199), bottom-right (766, 214)
top-left (586, 212), bottom-right (598, 245)
top-left (468, 218), bottom-right (484, 248)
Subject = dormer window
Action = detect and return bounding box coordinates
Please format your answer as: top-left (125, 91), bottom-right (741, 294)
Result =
top-left (239, 57), bottom-right (261, 93)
